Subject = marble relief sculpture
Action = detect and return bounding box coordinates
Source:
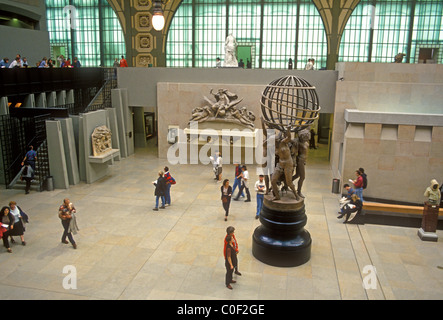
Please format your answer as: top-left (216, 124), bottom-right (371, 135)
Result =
top-left (92, 125), bottom-right (112, 156)
top-left (189, 88), bottom-right (255, 129)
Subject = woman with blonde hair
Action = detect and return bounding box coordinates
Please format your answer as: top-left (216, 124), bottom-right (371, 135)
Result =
top-left (337, 194), bottom-right (363, 223)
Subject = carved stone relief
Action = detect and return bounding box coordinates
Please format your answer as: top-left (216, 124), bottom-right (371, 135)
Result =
top-left (91, 125), bottom-right (112, 156)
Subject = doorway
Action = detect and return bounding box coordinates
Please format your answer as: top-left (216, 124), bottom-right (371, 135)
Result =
top-left (50, 45), bottom-right (68, 67)
top-left (237, 45), bottom-right (252, 68)
top-left (418, 47), bottom-right (438, 64)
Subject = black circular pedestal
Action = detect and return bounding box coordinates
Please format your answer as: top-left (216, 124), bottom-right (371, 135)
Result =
top-left (252, 194), bottom-right (311, 267)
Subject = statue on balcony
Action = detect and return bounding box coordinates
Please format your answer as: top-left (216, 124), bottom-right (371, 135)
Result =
top-left (224, 33), bottom-right (238, 67)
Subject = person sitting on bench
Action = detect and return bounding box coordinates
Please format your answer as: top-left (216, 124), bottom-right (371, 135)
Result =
top-left (338, 194), bottom-right (363, 223)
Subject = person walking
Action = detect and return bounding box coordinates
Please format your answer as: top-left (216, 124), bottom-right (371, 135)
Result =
top-left (234, 165), bottom-right (251, 202)
top-left (58, 198), bottom-right (78, 249)
top-left (153, 170), bottom-right (166, 211)
top-left (20, 162), bottom-right (34, 194)
top-left (164, 166), bottom-right (176, 206)
top-left (224, 235), bottom-right (238, 290)
top-left (231, 162), bottom-right (244, 198)
top-left (255, 175), bottom-right (266, 219)
top-left (21, 145), bottom-right (37, 175)
top-left (221, 179), bottom-right (232, 221)
top-left (8, 201), bottom-right (29, 246)
top-left (1, 206), bottom-right (14, 253)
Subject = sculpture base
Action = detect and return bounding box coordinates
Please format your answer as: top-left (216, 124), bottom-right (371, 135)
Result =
top-left (252, 194), bottom-right (311, 267)
top-left (417, 228), bottom-right (438, 242)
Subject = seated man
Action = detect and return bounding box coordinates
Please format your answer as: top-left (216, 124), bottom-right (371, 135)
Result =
top-left (343, 184), bottom-right (355, 199)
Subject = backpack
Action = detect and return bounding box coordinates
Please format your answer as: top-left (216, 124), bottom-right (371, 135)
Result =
top-left (362, 173), bottom-right (368, 189)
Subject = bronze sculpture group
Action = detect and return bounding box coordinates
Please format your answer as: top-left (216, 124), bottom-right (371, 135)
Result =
top-left (261, 119), bottom-right (310, 202)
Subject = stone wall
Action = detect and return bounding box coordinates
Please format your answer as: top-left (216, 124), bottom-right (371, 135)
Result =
top-left (331, 62), bottom-right (443, 204)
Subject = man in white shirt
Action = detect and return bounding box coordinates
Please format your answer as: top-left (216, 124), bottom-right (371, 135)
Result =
top-left (234, 165), bottom-right (251, 202)
top-left (9, 57), bottom-right (22, 68)
top-left (304, 58), bottom-right (315, 70)
top-left (255, 175), bottom-right (266, 219)
top-left (216, 153), bottom-right (223, 182)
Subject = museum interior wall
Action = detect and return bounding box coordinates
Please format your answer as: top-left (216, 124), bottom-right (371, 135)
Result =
top-left (116, 67), bottom-right (339, 160)
top-left (331, 62), bottom-right (443, 204)
top-left (0, 0), bottom-right (50, 65)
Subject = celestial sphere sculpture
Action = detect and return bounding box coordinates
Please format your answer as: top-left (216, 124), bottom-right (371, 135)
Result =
top-left (260, 75), bottom-right (320, 133)
top-left (252, 75), bottom-right (320, 267)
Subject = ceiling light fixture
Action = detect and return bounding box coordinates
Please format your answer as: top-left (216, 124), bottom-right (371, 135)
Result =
top-left (152, 0), bottom-right (165, 31)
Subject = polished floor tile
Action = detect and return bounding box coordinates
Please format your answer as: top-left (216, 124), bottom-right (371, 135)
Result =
top-left (0, 142), bottom-right (442, 300)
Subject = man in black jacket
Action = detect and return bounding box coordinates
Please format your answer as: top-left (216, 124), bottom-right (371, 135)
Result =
top-left (153, 171), bottom-right (167, 211)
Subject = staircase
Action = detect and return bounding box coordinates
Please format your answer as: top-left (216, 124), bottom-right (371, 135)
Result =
top-left (10, 140), bottom-right (50, 192)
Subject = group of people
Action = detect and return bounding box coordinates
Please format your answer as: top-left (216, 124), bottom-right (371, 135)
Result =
top-left (0, 53), bottom-right (82, 69)
top-left (338, 168), bottom-right (368, 223)
top-left (220, 162), bottom-right (266, 222)
top-left (152, 166), bottom-right (176, 210)
top-left (0, 201), bottom-right (29, 253)
top-left (1, 198), bottom-right (80, 253)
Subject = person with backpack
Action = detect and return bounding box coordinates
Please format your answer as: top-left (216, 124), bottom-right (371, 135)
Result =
top-left (163, 166), bottom-right (176, 206)
top-left (359, 168), bottom-right (368, 190)
top-left (20, 162), bottom-right (34, 194)
top-left (21, 145), bottom-right (37, 177)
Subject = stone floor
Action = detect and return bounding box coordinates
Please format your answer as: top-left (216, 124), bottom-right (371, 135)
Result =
top-left (0, 142), bottom-right (442, 300)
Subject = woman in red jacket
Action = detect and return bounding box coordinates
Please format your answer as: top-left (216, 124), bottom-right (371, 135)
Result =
top-left (351, 170), bottom-right (364, 202)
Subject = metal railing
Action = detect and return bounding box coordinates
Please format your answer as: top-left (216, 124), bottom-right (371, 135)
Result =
top-left (1, 68), bottom-right (116, 189)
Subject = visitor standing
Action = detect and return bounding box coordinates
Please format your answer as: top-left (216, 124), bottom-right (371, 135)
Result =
top-left (1, 206), bottom-right (13, 253)
top-left (153, 170), bottom-right (166, 211)
top-left (221, 179), bottom-right (232, 221)
top-left (120, 56), bottom-right (128, 67)
top-left (350, 170), bottom-right (364, 202)
top-left (216, 153), bottom-right (223, 182)
top-left (224, 235), bottom-right (237, 289)
top-left (255, 175), bottom-right (266, 219)
top-left (309, 128), bottom-right (317, 149)
top-left (8, 201), bottom-right (28, 246)
top-left (224, 226), bottom-right (241, 276)
top-left (164, 166), bottom-right (176, 206)
top-left (73, 57), bottom-right (81, 68)
top-left (58, 198), bottom-right (78, 249)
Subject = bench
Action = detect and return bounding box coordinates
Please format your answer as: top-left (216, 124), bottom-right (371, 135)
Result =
top-left (363, 202), bottom-right (443, 215)
top-left (345, 201), bottom-right (443, 229)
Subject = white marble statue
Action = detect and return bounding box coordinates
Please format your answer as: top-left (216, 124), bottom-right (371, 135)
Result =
top-left (224, 33), bottom-right (238, 67)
